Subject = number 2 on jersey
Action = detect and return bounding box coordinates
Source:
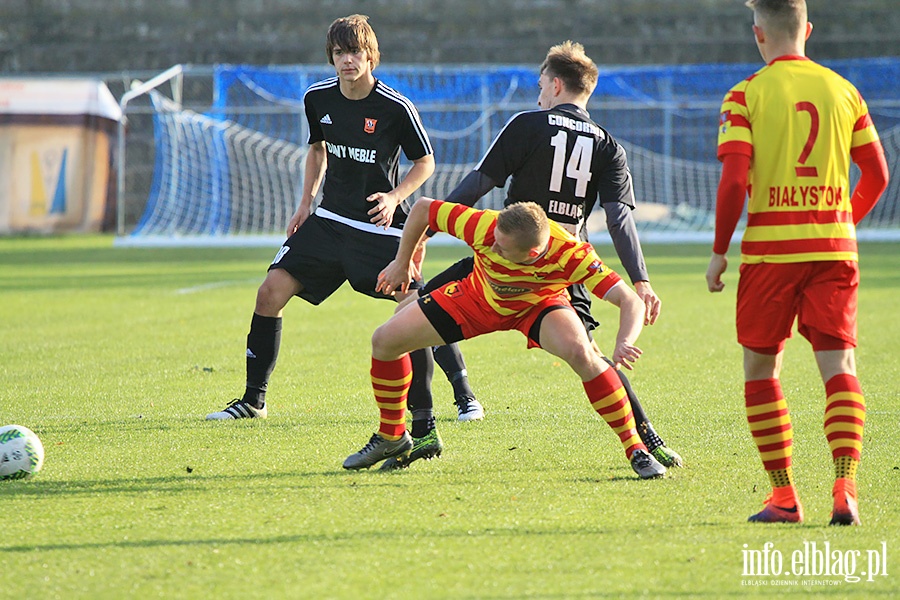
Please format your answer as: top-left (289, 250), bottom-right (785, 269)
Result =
top-left (795, 101), bottom-right (819, 177)
top-left (549, 131), bottom-right (593, 197)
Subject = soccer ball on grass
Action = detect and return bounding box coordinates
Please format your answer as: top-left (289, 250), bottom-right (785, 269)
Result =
top-left (0, 424), bottom-right (45, 480)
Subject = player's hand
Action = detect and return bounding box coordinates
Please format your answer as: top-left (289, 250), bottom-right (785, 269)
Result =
top-left (367, 191), bottom-right (400, 229)
top-left (634, 281), bottom-right (661, 326)
top-left (376, 259), bottom-right (414, 296)
top-left (287, 204), bottom-right (311, 237)
top-left (612, 341), bottom-right (642, 371)
top-left (706, 253), bottom-right (728, 293)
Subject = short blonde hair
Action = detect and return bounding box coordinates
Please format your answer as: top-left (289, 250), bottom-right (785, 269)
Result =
top-left (496, 202), bottom-right (549, 251)
top-left (326, 14), bottom-right (381, 68)
top-left (746, 0), bottom-right (807, 37)
top-left (539, 41), bottom-right (598, 97)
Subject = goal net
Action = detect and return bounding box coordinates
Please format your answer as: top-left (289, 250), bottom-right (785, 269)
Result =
top-left (128, 92), bottom-right (305, 244)
top-left (118, 59), bottom-right (900, 246)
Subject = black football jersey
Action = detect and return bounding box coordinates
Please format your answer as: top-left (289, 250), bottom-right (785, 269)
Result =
top-left (476, 103), bottom-right (635, 237)
top-left (303, 78), bottom-right (433, 230)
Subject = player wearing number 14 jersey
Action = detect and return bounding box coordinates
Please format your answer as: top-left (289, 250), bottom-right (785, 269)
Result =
top-left (706, 0), bottom-right (889, 525)
top-left (468, 47), bottom-right (683, 466)
top-left (477, 82), bottom-right (626, 236)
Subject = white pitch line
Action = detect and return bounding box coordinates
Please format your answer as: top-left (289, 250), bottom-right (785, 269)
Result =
top-left (176, 279), bottom-right (259, 295)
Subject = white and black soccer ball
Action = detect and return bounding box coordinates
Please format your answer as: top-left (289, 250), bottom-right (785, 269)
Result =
top-left (0, 424), bottom-right (45, 480)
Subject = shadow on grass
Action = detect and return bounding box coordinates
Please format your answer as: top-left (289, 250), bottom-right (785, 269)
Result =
top-left (2, 464), bottom-right (665, 499)
top-left (0, 468), bottom-right (416, 499)
top-left (32, 416), bottom-right (380, 435)
top-left (0, 522), bottom-right (725, 556)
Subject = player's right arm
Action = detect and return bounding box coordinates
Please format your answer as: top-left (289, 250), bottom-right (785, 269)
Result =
top-left (706, 152), bottom-right (750, 292)
top-left (708, 81), bottom-right (753, 293)
top-left (288, 141), bottom-right (327, 236)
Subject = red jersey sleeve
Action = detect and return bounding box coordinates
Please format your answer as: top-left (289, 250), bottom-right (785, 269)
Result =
top-left (713, 153), bottom-right (750, 254)
top-left (850, 151), bottom-right (890, 225)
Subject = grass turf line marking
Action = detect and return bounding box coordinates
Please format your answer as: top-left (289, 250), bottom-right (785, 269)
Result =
top-left (175, 279), bottom-right (259, 295)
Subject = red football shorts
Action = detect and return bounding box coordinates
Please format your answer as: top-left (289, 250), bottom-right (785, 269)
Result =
top-left (429, 276), bottom-right (572, 349)
top-left (736, 260), bottom-right (858, 352)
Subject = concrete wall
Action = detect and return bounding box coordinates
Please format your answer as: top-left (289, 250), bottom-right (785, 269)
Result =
top-left (1, 0), bottom-right (898, 73)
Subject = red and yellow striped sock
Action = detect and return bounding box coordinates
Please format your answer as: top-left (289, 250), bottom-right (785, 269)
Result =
top-left (371, 355), bottom-right (412, 441)
top-left (824, 374), bottom-right (865, 482)
top-left (583, 368), bottom-right (646, 460)
top-left (746, 378), bottom-right (796, 494)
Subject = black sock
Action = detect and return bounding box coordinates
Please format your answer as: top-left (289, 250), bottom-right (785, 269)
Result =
top-left (602, 356), bottom-right (665, 450)
top-left (433, 343), bottom-right (475, 398)
top-left (243, 313), bottom-right (282, 409)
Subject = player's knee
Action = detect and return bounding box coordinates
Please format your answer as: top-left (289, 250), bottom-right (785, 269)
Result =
top-left (371, 324), bottom-right (399, 359)
top-left (254, 284), bottom-right (272, 312)
top-left (560, 341), bottom-right (596, 373)
top-left (255, 275), bottom-right (293, 315)
top-left (255, 283), bottom-right (277, 312)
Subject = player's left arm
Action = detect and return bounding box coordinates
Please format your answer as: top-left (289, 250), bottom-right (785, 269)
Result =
top-left (596, 139), bottom-right (661, 325)
top-left (577, 248), bottom-right (641, 367)
top-left (367, 154), bottom-right (436, 229)
top-left (603, 201), bottom-right (659, 325)
top-left (600, 281), bottom-right (644, 370)
top-left (848, 96), bottom-right (890, 223)
top-left (849, 151), bottom-right (889, 225)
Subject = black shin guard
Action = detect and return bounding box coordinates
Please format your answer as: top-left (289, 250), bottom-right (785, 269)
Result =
top-left (243, 313), bottom-right (282, 408)
top-left (433, 343), bottom-right (474, 398)
top-left (408, 348), bottom-right (435, 437)
top-left (407, 347), bottom-right (435, 414)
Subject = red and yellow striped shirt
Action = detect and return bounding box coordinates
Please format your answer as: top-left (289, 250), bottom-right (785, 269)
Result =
top-left (428, 200), bottom-right (622, 317)
top-left (717, 56), bottom-right (883, 264)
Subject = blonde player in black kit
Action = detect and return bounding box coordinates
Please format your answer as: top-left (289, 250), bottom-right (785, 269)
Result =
top-left (207, 15), bottom-right (466, 430)
top-left (382, 41), bottom-right (683, 473)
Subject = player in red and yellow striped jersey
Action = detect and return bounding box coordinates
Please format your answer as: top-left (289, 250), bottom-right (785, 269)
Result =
top-left (343, 198), bottom-right (667, 479)
top-left (706, 0), bottom-right (889, 525)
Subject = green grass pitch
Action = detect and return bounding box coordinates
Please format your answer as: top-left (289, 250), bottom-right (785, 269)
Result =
top-left (1, 235), bottom-right (898, 598)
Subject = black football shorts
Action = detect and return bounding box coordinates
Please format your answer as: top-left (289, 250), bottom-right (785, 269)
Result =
top-left (268, 213), bottom-right (419, 305)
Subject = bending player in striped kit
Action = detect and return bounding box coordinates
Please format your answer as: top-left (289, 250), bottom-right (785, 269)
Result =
top-left (344, 199), bottom-right (667, 479)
